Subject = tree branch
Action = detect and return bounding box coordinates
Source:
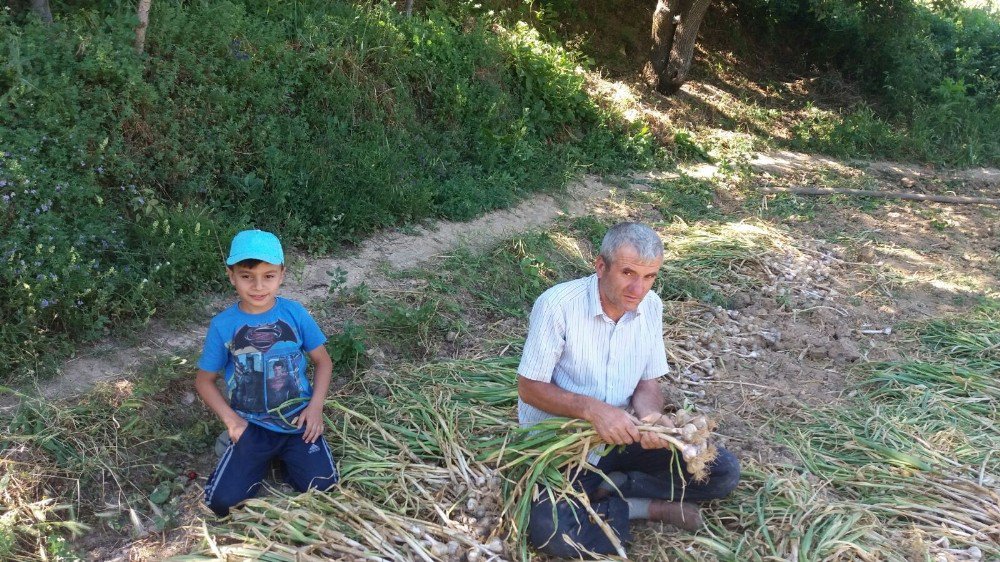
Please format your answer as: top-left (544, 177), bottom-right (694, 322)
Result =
top-left (30, 0), bottom-right (53, 23)
top-left (134, 0), bottom-right (152, 54)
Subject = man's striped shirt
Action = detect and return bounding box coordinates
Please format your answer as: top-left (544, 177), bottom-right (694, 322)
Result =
top-left (517, 274), bottom-right (670, 432)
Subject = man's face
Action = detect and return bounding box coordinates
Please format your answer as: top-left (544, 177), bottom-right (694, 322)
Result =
top-left (595, 245), bottom-right (663, 321)
top-left (228, 262), bottom-right (285, 314)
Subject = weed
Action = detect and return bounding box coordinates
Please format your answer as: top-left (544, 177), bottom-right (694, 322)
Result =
top-left (737, 0), bottom-right (1000, 165)
top-left (646, 174), bottom-right (720, 223)
top-left (0, 356), bottom-right (205, 558)
top-left (366, 294), bottom-right (459, 356)
top-left (657, 273), bottom-right (732, 308)
top-left (185, 297), bottom-right (1000, 560)
top-left (0, 1), bottom-right (651, 384)
top-left (671, 131), bottom-right (713, 163)
top-left (326, 267), bottom-right (349, 298)
top-left (328, 322), bottom-right (367, 374)
top-left (435, 232), bottom-right (591, 319)
top-left (657, 221), bottom-right (774, 305)
top-left (929, 218), bottom-right (948, 231)
top-left (569, 215), bottom-right (611, 252)
top-left (755, 192), bottom-right (817, 222)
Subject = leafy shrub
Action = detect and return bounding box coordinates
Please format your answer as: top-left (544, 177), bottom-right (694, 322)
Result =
top-left (328, 322), bottom-right (366, 373)
top-left (0, 1), bottom-right (650, 383)
top-left (732, 0), bottom-right (1000, 165)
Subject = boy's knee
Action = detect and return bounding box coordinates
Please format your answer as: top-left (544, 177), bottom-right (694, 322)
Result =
top-left (306, 471), bottom-right (339, 492)
top-left (206, 487), bottom-right (252, 517)
top-left (205, 470), bottom-right (263, 517)
top-left (287, 465), bottom-right (340, 493)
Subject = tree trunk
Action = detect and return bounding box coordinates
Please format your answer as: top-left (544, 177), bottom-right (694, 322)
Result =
top-left (134, 0), bottom-right (152, 54)
top-left (644, 0), bottom-right (712, 95)
top-left (405, 0), bottom-right (413, 17)
top-left (30, 0), bottom-right (52, 23)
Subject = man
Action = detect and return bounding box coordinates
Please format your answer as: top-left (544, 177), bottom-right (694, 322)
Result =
top-left (266, 361), bottom-right (301, 411)
top-left (518, 222), bottom-right (740, 558)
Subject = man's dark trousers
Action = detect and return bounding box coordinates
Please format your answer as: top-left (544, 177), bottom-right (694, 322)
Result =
top-left (528, 444), bottom-right (741, 558)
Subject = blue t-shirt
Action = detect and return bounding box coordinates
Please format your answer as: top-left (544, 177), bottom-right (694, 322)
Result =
top-left (198, 296), bottom-right (327, 433)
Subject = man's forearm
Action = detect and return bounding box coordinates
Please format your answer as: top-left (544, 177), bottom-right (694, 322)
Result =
top-left (518, 376), bottom-right (610, 423)
top-left (631, 378), bottom-right (666, 419)
top-left (519, 375), bottom-right (643, 445)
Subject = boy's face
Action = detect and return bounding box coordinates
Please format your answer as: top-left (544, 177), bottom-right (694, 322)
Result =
top-left (228, 262), bottom-right (285, 314)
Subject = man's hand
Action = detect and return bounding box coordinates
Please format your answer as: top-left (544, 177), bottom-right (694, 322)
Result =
top-left (637, 412), bottom-right (677, 450)
top-left (226, 417), bottom-right (249, 444)
top-left (590, 403), bottom-right (642, 445)
top-left (296, 403), bottom-right (325, 444)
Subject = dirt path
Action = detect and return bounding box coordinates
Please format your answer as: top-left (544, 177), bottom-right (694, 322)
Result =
top-left (17, 153), bottom-right (1000, 403)
top-left (24, 171), bottom-right (678, 400)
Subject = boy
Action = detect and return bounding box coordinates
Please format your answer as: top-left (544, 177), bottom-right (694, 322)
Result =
top-left (195, 229), bottom-right (338, 516)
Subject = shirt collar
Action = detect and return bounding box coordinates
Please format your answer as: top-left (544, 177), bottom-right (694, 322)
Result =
top-left (587, 273), bottom-right (641, 321)
top-left (588, 274), bottom-right (603, 318)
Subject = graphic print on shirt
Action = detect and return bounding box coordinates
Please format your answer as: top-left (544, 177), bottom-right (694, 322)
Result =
top-left (233, 320), bottom-right (297, 354)
top-left (265, 355), bottom-right (304, 410)
top-left (229, 353), bottom-right (265, 412)
top-left (225, 319), bottom-right (311, 430)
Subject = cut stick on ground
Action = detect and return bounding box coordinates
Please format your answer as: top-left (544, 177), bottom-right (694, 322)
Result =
top-left (761, 187), bottom-right (1000, 206)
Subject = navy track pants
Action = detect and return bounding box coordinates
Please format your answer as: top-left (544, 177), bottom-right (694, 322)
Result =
top-left (204, 423), bottom-right (339, 516)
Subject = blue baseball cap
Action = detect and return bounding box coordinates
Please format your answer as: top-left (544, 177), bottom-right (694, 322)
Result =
top-left (226, 229), bottom-right (284, 266)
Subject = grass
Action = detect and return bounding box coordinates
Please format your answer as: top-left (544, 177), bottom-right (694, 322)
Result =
top-left (645, 301), bottom-right (1000, 561)
top-left (174, 295), bottom-right (1000, 561)
top-left (3, 206), bottom-right (999, 560)
top-left (0, 0), bottom-right (654, 385)
top-left (643, 174), bottom-right (721, 223)
top-left (657, 221), bottom-right (781, 307)
top-left (417, 217), bottom-right (785, 321)
top-left (0, 356), bottom-right (210, 560)
top-left (2, 2), bottom-right (998, 558)
top-left (364, 291), bottom-right (462, 357)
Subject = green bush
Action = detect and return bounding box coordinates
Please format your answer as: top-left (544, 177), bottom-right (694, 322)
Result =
top-left (0, 1), bottom-right (650, 384)
top-left (733, 0), bottom-right (1000, 165)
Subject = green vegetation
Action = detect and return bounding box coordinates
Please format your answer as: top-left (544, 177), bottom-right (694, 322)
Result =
top-left (645, 174), bottom-right (721, 223)
top-left (424, 218), bottom-right (781, 317)
top-left (0, 357), bottom-right (210, 561)
top-left (4, 0), bottom-right (999, 385)
top-left (734, 0), bottom-right (1000, 165)
top-left (3, 0), bottom-right (1000, 559)
top-left (434, 228), bottom-right (597, 319)
top-left (177, 297), bottom-right (1000, 561)
top-left (657, 221), bottom-right (778, 307)
top-left (3, 204), bottom-right (998, 559)
top-left (0, 1), bottom-right (651, 384)
top-left (643, 300), bottom-right (1000, 561)
top-left (366, 291), bottom-right (462, 357)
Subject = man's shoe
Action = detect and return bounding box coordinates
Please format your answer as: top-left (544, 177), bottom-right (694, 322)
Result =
top-left (647, 500), bottom-right (702, 531)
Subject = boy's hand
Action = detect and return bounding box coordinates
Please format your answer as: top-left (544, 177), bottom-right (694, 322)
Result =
top-left (227, 417), bottom-right (249, 443)
top-left (297, 403), bottom-right (325, 444)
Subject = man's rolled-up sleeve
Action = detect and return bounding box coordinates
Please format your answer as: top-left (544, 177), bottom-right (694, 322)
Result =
top-left (641, 299), bottom-right (670, 380)
top-left (518, 298), bottom-right (566, 383)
